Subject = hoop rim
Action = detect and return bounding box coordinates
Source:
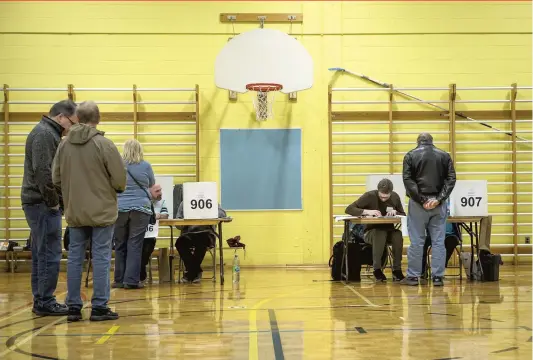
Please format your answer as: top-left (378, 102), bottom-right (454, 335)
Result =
top-left (245, 83), bottom-right (283, 92)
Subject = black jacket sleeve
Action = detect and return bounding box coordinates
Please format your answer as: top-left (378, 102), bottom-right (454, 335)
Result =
top-left (31, 132), bottom-right (60, 208)
top-left (436, 155), bottom-right (457, 203)
top-left (402, 152), bottom-right (425, 205)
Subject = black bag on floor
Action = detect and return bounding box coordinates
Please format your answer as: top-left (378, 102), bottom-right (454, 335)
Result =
top-left (329, 240), bottom-right (362, 282)
top-left (330, 241), bottom-right (344, 281)
top-left (480, 250), bottom-right (503, 282)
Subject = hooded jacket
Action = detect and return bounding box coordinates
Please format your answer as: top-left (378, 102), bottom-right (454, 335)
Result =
top-left (52, 123), bottom-right (126, 227)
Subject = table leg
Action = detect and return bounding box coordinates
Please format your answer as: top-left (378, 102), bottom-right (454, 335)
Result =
top-left (459, 233), bottom-right (463, 281)
top-left (469, 222), bottom-right (474, 281)
top-left (169, 225), bottom-right (174, 284)
top-left (475, 221), bottom-right (484, 279)
top-left (218, 223), bottom-right (224, 285)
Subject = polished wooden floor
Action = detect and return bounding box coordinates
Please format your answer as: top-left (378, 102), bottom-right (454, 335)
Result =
top-left (0, 266), bottom-right (531, 360)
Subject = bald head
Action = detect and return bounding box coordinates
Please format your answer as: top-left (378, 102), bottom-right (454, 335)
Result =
top-left (417, 133), bottom-right (433, 145)
top-left (150, 184), bottom-right (162, 201)
top-left (76, 101), bottom-right (100, 126)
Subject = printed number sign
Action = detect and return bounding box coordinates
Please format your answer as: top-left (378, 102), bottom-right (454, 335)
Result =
top-left (449, 180), bottom-right (488, 217)
top-left (183, 182), bottom-right (218, 219)
top-left (144, 221), bottom-right (159, 238)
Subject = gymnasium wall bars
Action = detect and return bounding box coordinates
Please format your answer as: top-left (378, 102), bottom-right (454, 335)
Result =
top-left (329, 83), bottom-right (533, 264)
top-left (1, 84), bottom-right (200, 245)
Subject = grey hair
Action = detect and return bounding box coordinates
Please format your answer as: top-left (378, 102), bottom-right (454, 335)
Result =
top-left (417, 133), bottom-right (433, 145)
top-left (76, 101), bottom-right (100, 125)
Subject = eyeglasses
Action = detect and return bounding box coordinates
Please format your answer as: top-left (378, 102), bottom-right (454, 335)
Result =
top-left (63, 114), bottom-right (75, 126)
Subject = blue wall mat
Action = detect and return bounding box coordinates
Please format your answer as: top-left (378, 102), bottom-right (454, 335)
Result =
top-left (220, 128), bottom-right (302, 210)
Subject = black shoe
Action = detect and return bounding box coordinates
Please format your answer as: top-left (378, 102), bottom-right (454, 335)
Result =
top-left (90, 308), bottom-right (119, 322)
top-left (124, 283), bottom-right (144, 289)
top-left (33, 302), bottom-right (69, 316)
top-left (67, 307), bottom-right (82, 322)
top-left (111, 282), bottom-right (124, 289)
top-left (432, 276), bottom-right (444, 287)
top-left (400, 277), bottom-right (420, 286)
top-left (373, 269), bottom-right (387, 282)
top-left (392, 270), bottom-right (405, 282)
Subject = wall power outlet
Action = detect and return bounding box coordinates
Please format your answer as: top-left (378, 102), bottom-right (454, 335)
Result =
top-left (526, 236), bottom-right (531, 244)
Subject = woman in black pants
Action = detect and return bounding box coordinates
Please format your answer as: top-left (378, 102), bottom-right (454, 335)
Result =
top-left (113, 139), bottom-right (155, 289)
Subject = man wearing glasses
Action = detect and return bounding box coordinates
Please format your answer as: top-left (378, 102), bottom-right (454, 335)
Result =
top-left (21, 100), bottom-right (78, 316)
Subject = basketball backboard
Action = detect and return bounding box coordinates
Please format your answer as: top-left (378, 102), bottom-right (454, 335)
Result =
top-left (214, 28), bottom-right (314, 94)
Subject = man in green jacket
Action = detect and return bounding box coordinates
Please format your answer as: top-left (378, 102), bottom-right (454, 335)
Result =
top-left (52, 101), bottom-right (126, 322)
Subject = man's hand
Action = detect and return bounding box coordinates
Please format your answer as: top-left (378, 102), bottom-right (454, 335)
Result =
top-left (386, 209), bottom-right (397, 216)
top-left (363, 209), bottom-right (382, 217)
top-left (156, 213), bottom-right (161, 220)
top-left (423, 199), bottom-right (440, 210)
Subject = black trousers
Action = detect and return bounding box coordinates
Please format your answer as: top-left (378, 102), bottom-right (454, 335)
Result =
top-left (422, 235), bottom-right (460, 275)
top-left (140, 237), bottom-right (156, 282)
top-left (175, 233), bottom-right (212, 280)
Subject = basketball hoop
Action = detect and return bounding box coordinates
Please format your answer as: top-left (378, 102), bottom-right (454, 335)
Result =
top-left (246, 83), bottom-right (283, 121)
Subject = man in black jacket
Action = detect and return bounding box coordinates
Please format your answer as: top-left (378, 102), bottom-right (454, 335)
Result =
top-left (401, 133), bottom-right (456, 287)
top-left (21, 100), bottom-right (77, 316)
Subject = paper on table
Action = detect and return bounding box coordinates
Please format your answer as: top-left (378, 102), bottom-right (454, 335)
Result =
top-left (334, 215), bottom-right (360, 222)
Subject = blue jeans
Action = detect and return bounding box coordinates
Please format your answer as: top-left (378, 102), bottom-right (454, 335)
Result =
top-left (406, 199), bottom-right (448, 278)
top-left (23, 203), bottom-right (63, 308)
top-left (66, 226), bottom-right (114, 310)
top-left (114, 211), bottom-right (151, 286)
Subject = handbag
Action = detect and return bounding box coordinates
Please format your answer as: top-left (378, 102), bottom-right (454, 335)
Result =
top-left (126, 169), bottom-right (157, 225)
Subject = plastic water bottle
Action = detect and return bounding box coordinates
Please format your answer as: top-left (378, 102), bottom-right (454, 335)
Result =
top-left (232, 252), bottom-right (240, 288)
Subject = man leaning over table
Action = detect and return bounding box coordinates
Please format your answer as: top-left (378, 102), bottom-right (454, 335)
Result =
top-left (345, 178), bottom-right (406, 283)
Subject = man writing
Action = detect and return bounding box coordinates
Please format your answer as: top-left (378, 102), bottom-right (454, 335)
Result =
top-left (140, 184), bottom-right (169, 283)
top-left (22, 100), bottom-right (77, 316)
top-left (401, 133), bottom-right (456, 287)
top-left (53, 101), bottom-right (126, 321)
top-left (345, 178), bottom-right (406, 282)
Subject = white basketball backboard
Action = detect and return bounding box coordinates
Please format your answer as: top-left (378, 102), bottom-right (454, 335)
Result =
top-left (215, 28), bottom-right (314, 94)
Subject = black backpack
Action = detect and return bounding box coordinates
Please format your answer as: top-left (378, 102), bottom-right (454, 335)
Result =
top-left (330, 240), bottom-right (345, 281)
top-left (329, 240), bottom-right (363, 282)
top-left (330, 223), bottom-right (366, 281)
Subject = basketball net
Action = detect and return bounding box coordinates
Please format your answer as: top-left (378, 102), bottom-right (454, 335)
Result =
top-left (246, 83), bottom-right (283, 121)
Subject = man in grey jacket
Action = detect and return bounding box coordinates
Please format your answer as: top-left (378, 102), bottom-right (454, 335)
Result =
top-left (175, 202), bottom-right (226, 283)
top-left (22, 99), bottom-right (78, 316)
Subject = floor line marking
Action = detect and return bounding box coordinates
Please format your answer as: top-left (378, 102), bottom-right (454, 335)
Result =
top-left (248, 287), bottom-right (312, 360)
top-left (95, 325), bottom-right (120, 345)
top-left (491, 346), bottom-right (519, 354)
top-left (0, 316), bottom-right (66, 358)
top-left (344, 285), bottom-right (380, 307)
top-left (355, 327), bottom-right (367, 334)
top-left (268, 309), bottom-right (285, 360)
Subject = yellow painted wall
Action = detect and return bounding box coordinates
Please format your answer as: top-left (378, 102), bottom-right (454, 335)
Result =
top-left (0, 1), bottom-right (531, 266)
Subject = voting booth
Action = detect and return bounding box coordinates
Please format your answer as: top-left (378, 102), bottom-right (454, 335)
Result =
top-left (183, 182), bottom-right (219, 219)
top-left (449, 180), bottom-right (488, 217)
